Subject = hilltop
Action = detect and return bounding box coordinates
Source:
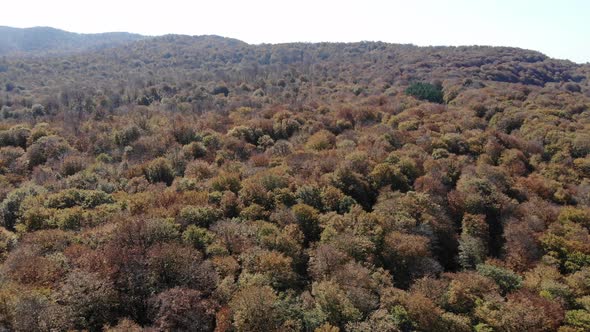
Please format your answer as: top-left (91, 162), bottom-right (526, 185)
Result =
top-left (0, 26), bottom-right (145, 55)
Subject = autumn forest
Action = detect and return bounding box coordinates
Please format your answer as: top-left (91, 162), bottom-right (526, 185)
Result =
top-left (0, 27), bottom-right (589, 331)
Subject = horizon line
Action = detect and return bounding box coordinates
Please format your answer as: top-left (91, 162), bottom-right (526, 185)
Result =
top-left (2, 25), bottom-right (587, 64)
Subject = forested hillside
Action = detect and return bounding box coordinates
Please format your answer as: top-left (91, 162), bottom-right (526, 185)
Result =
top-left (0, 33), bottom-right (589, 331)
top-left (0, 26), bottom-right (145, 56)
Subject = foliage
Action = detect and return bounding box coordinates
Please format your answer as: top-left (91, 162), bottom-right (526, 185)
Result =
top-left (0, 32), bottom-right (588, 330)
top-left (0, 184), bottom-right (45, 230)
top-left (143, 157), bottom-right (175, 185)
top-left (178, 206), bottom-right (222, 227)
top-left (405, 82), bottom-right (444, 103)
top-left (57, 269), bottom-right (118, 330)
top-left (148, 287), bottom-right (217, 332)
top-left (476, 263), bottom-right (523, 294)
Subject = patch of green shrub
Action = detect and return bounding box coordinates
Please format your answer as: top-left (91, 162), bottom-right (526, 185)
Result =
top-left (405, 82), bottom-right (444, 103)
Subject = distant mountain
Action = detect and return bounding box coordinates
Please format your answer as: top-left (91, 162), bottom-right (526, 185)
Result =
top-left (4, 32), bottom-right (581, 90)
top-left (0, 26), bottom-right (145, 56)
top-left (0, 27), bottom-right (585, 90)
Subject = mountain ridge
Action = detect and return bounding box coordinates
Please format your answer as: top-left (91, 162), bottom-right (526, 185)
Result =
top-left (1, 26), bottom-right (585, 66)
top-left (0, 26), bottom-right (146, 55)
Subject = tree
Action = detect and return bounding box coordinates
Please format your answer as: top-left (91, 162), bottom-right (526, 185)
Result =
top-left (178, 205), bottom-right (222, 228)
top-left (105, 218), bottom-right (181, 323)
top-left (306, 130), bottom-right (336, 151)
top-left (476, 263), bottom-right (522, 294)
top-left (458, 214), bottom-right (489, 269)
top-left (405, 82), bottom-right (444, 104)
top-left (183, 141), bottom-right (208, 159)
top-left (26, 135), bottom-right (71, 168)
top-left (331, 166), bottom-right (375, 210)
top-left (146, 243), bottom-right (217, 293)
top-left (369, 163), bottom-right (409, 192)
top-left (475, 290), bottom-right (564, 331)
top-left (240, 249), bottom-right (297, 289)
top-left (540, 219), bottom-right (590, 273)
top-left (292, 203), bottom-right (321, 245)
top-left (0, 126), bottom-right (30, 149)
top-left (0, 227), bottom-right (17, 262)
top-left (57, 269), bottom-right (118, 331)
top-left (182, 225), bottom-right (215, 250)
top-left (143, 157), bottom-right (175, 185)
top-left (382, 231), bottom-right (433, 287)
top-left (230, 284), bottom-right (285, 332)
top-left (212, 86), bottom-right (229, 97)
top-left (149, 288), bottom-right (217, 332)
top-left (442, 271), bottom-right (498, 314)
top-left (311, 280), bottom-right (362, 327)
top-left (0, 184), bottom-right (45, 230)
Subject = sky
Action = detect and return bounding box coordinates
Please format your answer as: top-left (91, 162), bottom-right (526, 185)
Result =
top-left (2, 0), bottom-right (589, 63)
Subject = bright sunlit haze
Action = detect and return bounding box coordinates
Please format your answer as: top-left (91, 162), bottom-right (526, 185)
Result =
top-left (3, 0), bottom-right (589, 63)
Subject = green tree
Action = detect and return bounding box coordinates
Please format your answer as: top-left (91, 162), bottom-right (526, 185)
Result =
top-left (144, 157), bottom-right (175, 185)
top-left (458, 214), bottom-right (489, 269)
top-left (405, 82), bottom-right (444, 103)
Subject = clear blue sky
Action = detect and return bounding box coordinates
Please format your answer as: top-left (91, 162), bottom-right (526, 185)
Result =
top-left (3, 0), bottom-right (589, 63)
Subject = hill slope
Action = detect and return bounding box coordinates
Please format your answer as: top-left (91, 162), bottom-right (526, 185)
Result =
top-left (0, 26), bottom-right (145, 55)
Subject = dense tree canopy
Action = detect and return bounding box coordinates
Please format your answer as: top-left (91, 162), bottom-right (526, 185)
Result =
top-left (0, 33), bottom-right (589, 331)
